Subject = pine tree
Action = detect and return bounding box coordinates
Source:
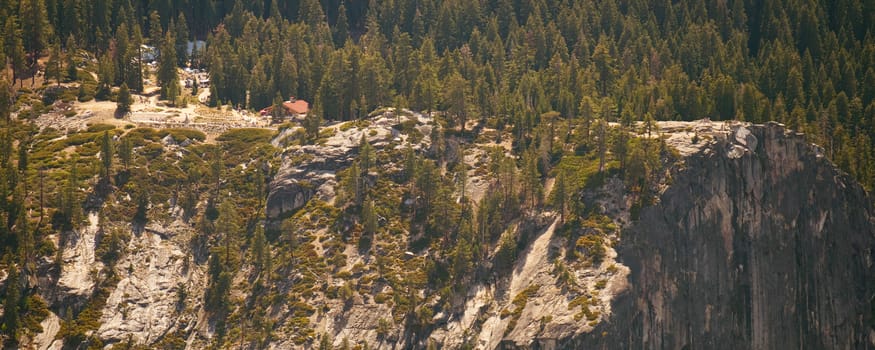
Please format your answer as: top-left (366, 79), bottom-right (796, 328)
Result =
top-left (65, 35), bottom-right (78, 82)
top-left (444, 72), bottom-right (470, 132)
top-left (318, 333), bottom-right (332, 350)
top-left (271, 92), bottom-right (286, 122)
top-left (100, 131), bottom-right (113, 178)
top-left (612, 127), bottom-right (630, 169)
top-left (175, 13), bottom-right (190, 66)
top-left (133, 189), bottom-right (149, 228)
top-left (591, 36), bottom-right (615, 95)
top-left (275, 52), bottom-right (298, 101)
top-left (334, 2), bottom-right (349, 47)
top-left (299, 0), bottom-right (326, 27)
top-left (217, 200), bottom-right (241, 267)
top-left (96, 52), bottom-right (114, 100)
top-left (413, 61), bottom-right (440, 113)
top-left (117, 136), bottom-right (132, 170)
top-left (20, 0), bottom-right (50, 63)
top-left (249, 59), bottom-right (271, 109)
top-left (252, 223), bottom-right (267, 275)
top-left (521, 148), bottom-right (543, 208)
top-left (3, 266), bottom-right (20, 342)
top-left (342, 161), bottom-right (362, 207)
top-left (362, 198), bottom-right (377, 235)
top-left (304, 111), bottom-right (321, 142)
top-left (454, 159), bottom-right (468, 204)
top-left (552, 168), bottom-right (568, 224)
top-left (45, 41), bottom-right (65, 86)
top-left (116, 83), bottom-right (132, 116)
top-left (358, 133), bottom-right (374, 175)
top-left (595, 118), bottom-right (608, 173)
top-left (5, 19), bottom-right (27, 84)
top-left (148, 10), bottom-right (163, 46)
top-left (65, 157), bottom-right (83, 230)
top-left (360, 52), bottom-right (389, 112)
top-left (0, 78), bottom-right (11, 123)
top-left (158, 31), bottom-right (180, 102)
top-left (113, 23), bottom-right (130, 86)
top-left (319, 51), bottom-right (347, 120)
top-left (128, 26), bottom-right (144, 91)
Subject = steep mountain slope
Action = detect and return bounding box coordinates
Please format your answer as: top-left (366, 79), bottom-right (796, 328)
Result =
top-left (17, 119), bottom-right (874, 350)
top-left (572, 122), bottom-right (875, 349)
top-left (259, 119), bottom-right (875, 349)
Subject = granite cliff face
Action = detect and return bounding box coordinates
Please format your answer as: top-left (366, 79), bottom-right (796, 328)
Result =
top-left (255, 121), bottom-right (875, 349)
top-left (571, 122), bottom-right (875, 349)
top-left (25, 121), bottom-right (873, 350)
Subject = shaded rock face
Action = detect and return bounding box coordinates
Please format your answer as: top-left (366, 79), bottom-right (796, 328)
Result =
top-left (573, 123), bottom-right (875, 349)
top-left (266, 176), bottom-right (317, 219)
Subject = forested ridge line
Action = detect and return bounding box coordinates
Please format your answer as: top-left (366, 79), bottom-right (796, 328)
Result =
top-left (6, 0), bottom-right (871, 188)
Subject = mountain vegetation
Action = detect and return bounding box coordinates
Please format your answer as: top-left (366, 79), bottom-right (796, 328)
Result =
top-left (0, 0), bottom-right (873, 348)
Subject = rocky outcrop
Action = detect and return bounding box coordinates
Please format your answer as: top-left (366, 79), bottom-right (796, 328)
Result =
top-left (51, 212), bottom-right (103, 311)
top-left (429, 211), bottom-right (630, 350)
top-left (266, 177), bottom-right (317, 219)
top-left (267, 111), bottom-right (432, 220)
top-left (97, 221), bottom-right (205, 345)
top-left (572, 122), bottom-right (875, 349)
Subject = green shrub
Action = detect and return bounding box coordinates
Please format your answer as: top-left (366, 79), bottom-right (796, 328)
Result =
top-left (139, 142), bottom-right (164, 159)
top-left (160, 128), bottom-right (206, 142)
top-left (503, 284), bottom-right (540, 335)
top-left (86, 123), bottom-right (116, 132)
top-left (216, 128), bottom-right (274, 143)
top-left (42, 86), bottom-right (69, 104)
top-left (576, 235), bottom-right (606, 264)
top-left (125, 128), bottom-right (162, 145)
top-left (78, 83), bottom-right (96, 102)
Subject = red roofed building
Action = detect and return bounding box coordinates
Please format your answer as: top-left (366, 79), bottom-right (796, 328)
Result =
top-left (260, 97), bottom-right (310, 117)
top-left (283, 97), bottom-right (309, 115)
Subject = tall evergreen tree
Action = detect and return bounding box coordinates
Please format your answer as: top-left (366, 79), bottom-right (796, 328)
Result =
top-left (444, 72), bottom-right (470, 132)
top-left (4, 19), bottom-right (27, 84)
top-left (552, 168), bottom-right (568, 224)
top-left (333, 2), bottom-right (349, 47)
top-left (116, 82), bottom-right (132, 116)
top-left (20, 0), bottom-right (51, 63)
top-left (45, 41), bottom-right (64, 86)
top-left (96, 52), bottom-right (114, 100)
top-left (3, 266), bottom-right (20, 342)
top-left (175, 13), bottom-right (190, 66)
top-left (113, 23), bottom-right (130, 86)
top-left (252, 223), bottom-right (267, 275)
top-left (64, 35), bottom-right (78, 82)
top-left (0, 78), bottom-right (11, 123)
top-left (117, 135), bottom-right (132, 170)
top-left (298, 0), bottom-right (326, 27)
top-left (149, 10), bottom-right (163, 46)
top-left (362, 198), bottom-right (377, 235)
top-left (127, 25), bottom-right (144, 92)
top-left (100, 130), bottom-right (113, 178)
top-left (158, 30), bottom-right (180, 102)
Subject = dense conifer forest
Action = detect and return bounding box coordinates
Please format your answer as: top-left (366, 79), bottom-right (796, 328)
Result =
top-left (2, 0), bottom-right (872, 186)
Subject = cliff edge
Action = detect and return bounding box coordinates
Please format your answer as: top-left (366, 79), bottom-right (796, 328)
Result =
top-left (572, 122), bottom-right (875, 349)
